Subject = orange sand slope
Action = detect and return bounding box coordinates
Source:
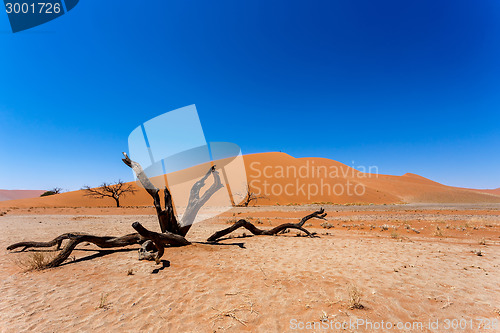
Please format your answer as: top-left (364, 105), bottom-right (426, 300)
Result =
top-left (1, 152), bottom-right (499, 208)
top-left (0, 189), bottom-right (45, 202)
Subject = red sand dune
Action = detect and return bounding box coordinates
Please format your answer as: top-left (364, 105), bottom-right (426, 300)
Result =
top-left (1, 152), bottom-right (499, 208)
top-left (0, 189), bottom-right (45, 202)
top-left (473, 187), bottom-right (500, 196)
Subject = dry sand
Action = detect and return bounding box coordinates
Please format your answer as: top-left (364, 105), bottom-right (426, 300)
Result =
top-left (1, 204), bottom-right (499, 332)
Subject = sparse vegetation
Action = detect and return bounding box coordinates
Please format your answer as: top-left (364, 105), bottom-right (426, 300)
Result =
top-left (15, 252), bottom-right (55, 271)
top-left (433, 226), bottom-right (443, 237)
top-left (235, 186), bottom-right (268, 207)
top-left (348, 285), bottom-right (364, 310)
top-left (472, 250), bottom-right (482, 256)
top-left (319, 310), bottom-right (329, 322)
top-left (40, 187), bottom-right (63, 197)
top-left (97, 293), bottom-right (110, 309)
top-left (320, 222), bottom-right (334, 229)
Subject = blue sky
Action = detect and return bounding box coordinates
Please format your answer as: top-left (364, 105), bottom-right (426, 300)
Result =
top-left (1, 0), bottom-right (499, 190)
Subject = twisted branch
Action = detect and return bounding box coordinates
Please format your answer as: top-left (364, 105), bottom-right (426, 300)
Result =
top-left (207, 208), bottom-right (327, 242)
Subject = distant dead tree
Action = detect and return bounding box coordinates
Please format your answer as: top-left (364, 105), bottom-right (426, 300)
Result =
top-left (40, 187), bottom-right (63, 197)
top-left (82, 180), bottom-right (136, 207)
top-left (235, 186), bottom-right (268, 207)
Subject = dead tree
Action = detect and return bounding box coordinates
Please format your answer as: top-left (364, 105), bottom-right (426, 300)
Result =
top-left (7, 153), bottom-right (224, 267)
top-left (235, 186), bottom-right (268, 207)
top-left (7, 152), bottom-right (327, 269)
top-left (207, 208), bottom-right (327, 242)
top-left (82, 180), bottom-right (136, 207)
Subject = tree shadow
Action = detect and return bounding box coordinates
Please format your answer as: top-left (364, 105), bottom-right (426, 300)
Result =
top-left (194, 241), bottom-right (246, 248)
top-left (152, 260), bottom-right (170, 274)
top-left (59, 248), bottom-right (138, 266)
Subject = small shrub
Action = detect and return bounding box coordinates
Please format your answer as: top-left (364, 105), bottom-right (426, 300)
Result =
top-left (40, 187), bottom-right (62, 197)
top-left (479, 238), bottom-right (486, 245)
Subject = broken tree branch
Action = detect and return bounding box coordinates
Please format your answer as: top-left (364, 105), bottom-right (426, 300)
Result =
top-left (207, 208), bottom-right (327, 242)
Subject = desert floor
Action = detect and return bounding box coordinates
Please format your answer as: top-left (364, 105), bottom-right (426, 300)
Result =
top-left (1, 204), bottom-right (499, 332)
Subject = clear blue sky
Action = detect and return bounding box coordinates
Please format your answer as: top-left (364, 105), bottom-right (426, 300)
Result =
top-left (1, 0), bottom-right (499, 190)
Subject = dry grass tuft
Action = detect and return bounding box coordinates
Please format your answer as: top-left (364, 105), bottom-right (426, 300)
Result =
top-left (210, 300), bottom-right (258, 328)
top-left (472, 250), bottom-right (482, 256)
top-left (320, 222), bottom-right (334, 229)
top-left (347, 285), bottom-right (364, 310)
top-left (433, 226), bottom-right (443, 237)
top-left (210, 307), bottom-right (247, 327)
top-left (319, 310), bottom-right (329, 322)
top-left (15, 251), bottom-right (55, 271)
top-left (97, 293), bottom-right (110, 309)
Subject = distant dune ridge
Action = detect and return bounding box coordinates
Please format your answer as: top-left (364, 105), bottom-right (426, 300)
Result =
top-left (1, 152), bottom-right (499, 208)
top-left (0, 190), bottom-right (45, 202)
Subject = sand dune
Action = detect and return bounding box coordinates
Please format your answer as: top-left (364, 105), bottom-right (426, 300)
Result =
top-left (1, 152), bottom-right (499, 209)
top-left (473, 188), bottom-right (500, 196)
top-left (0, 190), bottom-right (45, 202)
